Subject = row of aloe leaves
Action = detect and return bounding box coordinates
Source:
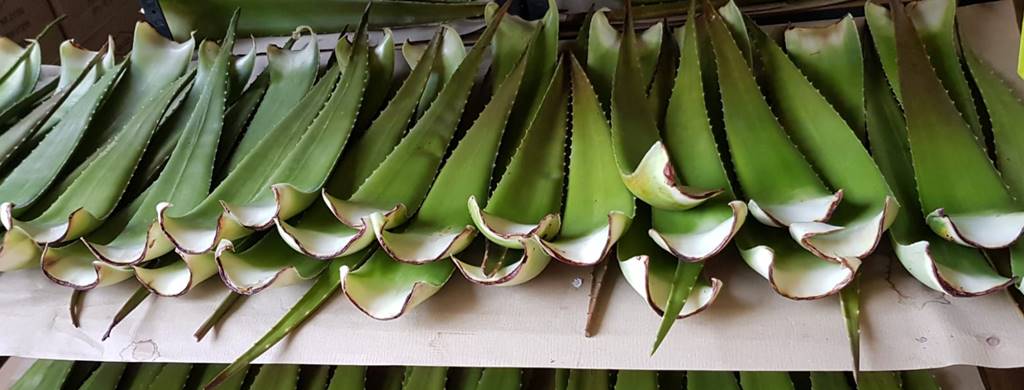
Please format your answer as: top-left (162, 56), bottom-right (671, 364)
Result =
top-left (9, 358), bottom-right (943, 390)
top-left (0, 0), bottom-right (1020, 383)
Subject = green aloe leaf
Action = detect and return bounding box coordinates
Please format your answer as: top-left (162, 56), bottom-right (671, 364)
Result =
top-left (458, 57), bottom-right (567, 286)
top-left (11, 359), bottom-right (74, 390)
top-left (251, 365), bottom-right (299, 389)
top-left (614, 371), bottom-right (657, 390)
top-left (784, 16), bottom-right (865, 138)
top-left (147, 363), bottom-right (193, 390)
top-left (649, 8), bottom-right (747, 262)
top-left (0, 29), bottom-right (43, 113)
top-left (739, 372), bottom-right (795, 390)
top-left (586, 9), bottom-right (664, 107)
top-left (486, 1), bottom-right (539, 90)
top-left (372, 44), bottom-right (528, 264)
top-left (403, 25), bottom-right (464, 119)
top-left (159, 40), bottom-right (338, 255)
top-left (0, 72), bottom-right (190, 255)
top-left (207, 251), bottom-right (370, 388)
top-left (216, 73), bottom-right (269, 175)
top-left (159, 0), bottom-right (487, 41)
top-left (328, 366), bottom-right (367, 390)
top-left (357, 28), bottom-right (395, 129)
top-left (755, 12), bottom-right (897, 263)
top-left (81, 15), bottom-right (242, 267)
top-left (737, 223), bottom-right (857, 299)
top-left (275, 30), bottom-right (440, 260)
top-left (566, 370), bottom-right (608, 390)
top-left (618, 205), bottom-right (722, 352)
top-left (900, 370), bottom-right (940, 390)
top-left (534, 55), bottom-right (634, 266)
top-left (857, 372), bottom-right (902, 390)
top-left (809, 372), bottom-right (851, 390)
top-left (475, 368), bottom-right (521, 390)
top-left (121, 363), bottom-right (165, 390)
top-left (401, 367), bottom-right (447, 390)
top-left (687, 371), bottom-right (739, 390)
top-left (891, 0), bottom-right (1024, 249)
top-left (707, 2), bottom-right (841, 229)
top-left (227, 30), bottom-right (319, 172)
top-left (866, 34), bottom-right (1008, 296)
top-left (79, 362), bottom-right (128, 390)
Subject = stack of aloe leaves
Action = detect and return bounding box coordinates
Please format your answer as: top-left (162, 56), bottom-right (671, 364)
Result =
top-left (0, 0), bottom-right (1022, 378)
top-left (5, 358), bottom-right (944, 390)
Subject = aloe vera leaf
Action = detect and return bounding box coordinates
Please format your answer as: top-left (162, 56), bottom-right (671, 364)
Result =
top-left (342, 246), bottom-right (455, 319)
top-left (401, 367), bottom-right (447, 390)
top-left (737, 223), bottom-right (858, 299)
top-left (249, 365), bottom-right (300, 389)
top-left (865, 36), bottom-right (1008, 296)
top-left (298, 366), bottom-right (331, 390)
top-left (0, 77), bottom-right (54, 128)
top-left (447, 367), bottom-right (483, 390)
top-left (147, 363), bottom-right (193, 390)
top-left (535, 55), bottom-right (633, 266)
top-left (900, 370), bottom-right (940, 390)
top-left (486, 1), bottom-right (539, 90)
top-left (476, 368), bottom-right (521, 390)
top-left (316, 7), bottom-right (507, 260)
top-left (121, 363), bottom-right (166, 390)
top-left (962, 38), bottom-right (1024, 292)
top-left (864, 2), bottom-right (900, 95)
top-left (81, 15), bottom-right (241, 268)
top-left (136, 40), bottom-right (256, 187)
top-left (707, 6), bottom-right (840, 228)
top-left (160, 56), bottom-right (338, 255)
top-left (650, 10), bottom-right (747, 262)
top-left (891, 0), bottom-right (1024, 249)
top-left (207, 251), bottom-right (369, 388)
top-left (215, 74), bottom-right (269, 175)
top-left (808, 372), bottom-right (851, 390)
top-left (1, 73), bottom-right (190, 254)
top-left (451, 235), bottom-right (550, 286)
top-left (220, 19), bottom-right (370, 234)
top-left (404, 26), bottom-right (464, 119)
top-left (0, 58), bottom-right (122, 221)
top-left (187, 364), bottom-right (239, 390)
top-left (216, 234), bottom-right (329, 294)
top-left (11, 359), bottom-right (74, 390)
top-left (586, 9), bottom-right (664, 107)
top-left (371, 44), bottom-right (528, 264)
top-left (738, 372), bottom-right (794, 390)
top-left (159, 0), bottom-right (486, 41)
top-left (618, 206), bottom-right (722, 351)
top-left (193, 292), bottom-right (246, 341)
top-left (357, 28), bottom-right (395, 128)
top-left (275, 32), bottom-right (441, 261)
top-left (840, 276), bottom-right (861, 372)
top-left (78, 362), bottom-right (128, 390)
top-left (467, 59), bottom-right (566, 249)
top-left (614, 371), bottom-right (657, 390)
top-left (857, 372), bottom-right (902, 390)
top-left (227, 33), bottom-right (319, 171)
top-left (327, 366), bottom-right (367, 390)
top-left (566, 370), bottom-right (608, 390)
top-left (754, 16), bottom-right (897, 262)
top-left (0, 35), bottom-right (42, 113)
top-left (784, 16), bottom-right (865, 138)
top-left (687, 371), bottom-right (739, 390)
top-left (101, 285), bottom-right (151, 340)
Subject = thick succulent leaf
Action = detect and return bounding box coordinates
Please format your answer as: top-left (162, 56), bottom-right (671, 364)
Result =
top-left (706, 7), bottom-right (840, 228)
top-left (614, 371), bottom-right (657, 390)
top-left (452, 236), bottom-right (551, 286)
top-left (146, 363), bottom-right (193, 390)
top-left (486, 1), bottom-right (539, 90)
top-left (618, 206), bottom-right (722, 351)
top-left (160, 59), bottom-right (339, 255)
top-left (40, 243), bottom-right (133, 290)
top-left (221, 19), bottom-right (369, 231)
top-left (342, 246), bottom-right (454, 320)
top-left (160, 0), bottom-right (487, 41)
top-left (901, 371), bottom-right (941, 389)
top-left (586, 9), bottom-right (664, 106)
top-left (227, 32), bottom-right (319, 171)
top-left (612, 4), bottom-right (718, 211)
top-left (251, 364), bottom-right (299, 389)
top-left (10, 359), bottom-right (73, 390)
top-left (401, 367), bottom-right (447, 390)
top-left (651, 12), bottom-right (746, 262)
top-left (892, 0), bottom-right (1024, 249)
top-left (276, 34), bottom-right (441, 259)
top-left (358, 28), bottom-right (396, 128)
top-left (857, 372), bottom-right (902, 389)
top-left (865, 2), bottom-right (901, 98)
top-left (119, 362), bottom-right (165, 390)
top-left (1, 74), bottom-right (190, 250)
top-left (474, 368), bottom-right (521, 389)
top-left (373, 47), bottom-right (528, 264)
top-left (687, 371), bottom-right (739, 390)
top-left (129, 251), bottom-right (217, 296)
top-left (739, 372), bottom-right (795, 390)
top-left (536, 56), bottom-right (634, 266)
top-left (78, 362), bottom-right (127, 390)
top-left (328, 366), bottom-right (367, 390)
top-left (866, 38), bottom-right (1008, 296)
top-left (86, 15), bottom-right (241, 266)
top-left (216, 73), bottom-right (270, 175)
top-left (468, 61), bottom-right (566, 249)
top-left (809, 372), bottom-right (851, 390)
top-left (736, 224), bottom-right (858, 300)
top-left (403, 26), bottom-right (464, 118)
top-left (784, 16), bottom-right (866, 138)
top-left (566, 370), bottom-right (609, 390)
top-left (0, 57), bottom-right (123, 217)
top-left (206, 252), bottom-right (369, 388)
top-left (0, 35), bottom-right (42, 113)
top-left (216, 235), bottom-right (328, 294)
top-left (755, 17), bottom-right (896, 261)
